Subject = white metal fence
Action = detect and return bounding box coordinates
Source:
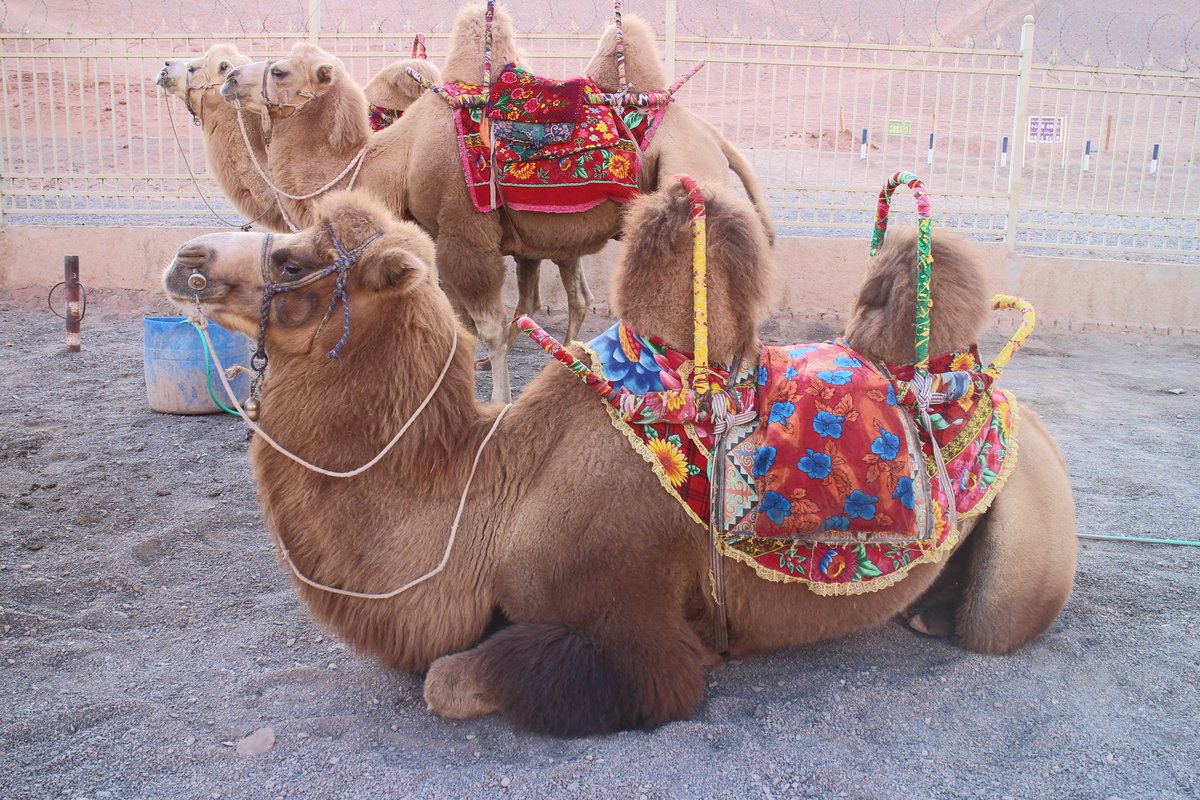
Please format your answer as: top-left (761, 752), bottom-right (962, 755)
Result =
top-left (1, 1), bottom-right (1198, 260)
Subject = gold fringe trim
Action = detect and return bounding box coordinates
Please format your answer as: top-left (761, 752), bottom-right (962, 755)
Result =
top-left (959, 389), bottom-right (1021, 520)
top-left (715, 518), bottom-right (962, 596)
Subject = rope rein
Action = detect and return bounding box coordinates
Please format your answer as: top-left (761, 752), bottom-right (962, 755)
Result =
top-left (162, 82), bottom-right (275, 231)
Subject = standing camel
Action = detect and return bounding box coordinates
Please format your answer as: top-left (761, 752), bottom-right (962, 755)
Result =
top-left (218, 4), bottom-right (775, 402)
top-left (162, 187), bottom-right (1076, 736)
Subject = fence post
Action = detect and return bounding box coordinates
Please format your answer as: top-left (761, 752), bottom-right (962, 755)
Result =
top-left (664, 0), bottom-right (677, 83)
top-left (1005, 14), bottom-right (1035, 255)
top-left (308, 0), bottom-right (321, 44)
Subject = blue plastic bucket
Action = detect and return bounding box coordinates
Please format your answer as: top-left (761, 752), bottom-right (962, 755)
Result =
top-left (143, 315), bottom-right (253, 415)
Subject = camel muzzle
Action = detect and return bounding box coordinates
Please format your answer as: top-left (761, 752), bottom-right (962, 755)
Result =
top-left (164, 244), bottom-right (219, 303)
top-left (220, 73), bottom-right (242, 102)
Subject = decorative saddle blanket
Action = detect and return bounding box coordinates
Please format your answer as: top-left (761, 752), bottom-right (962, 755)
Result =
top-left (583, 329), bottom-right (1018, 596)
top-left (444, 64), bottom-right (667, 214)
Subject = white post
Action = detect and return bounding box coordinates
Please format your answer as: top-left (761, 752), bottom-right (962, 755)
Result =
top-left (860, 128), bottom-right (868, 160)
top-left (1000, 135), bottom-right (1009, 168)
top-left (1083, 140), bottom-right (1091, 172)
top-left (308, 0), bottom-right (321, 44)
top-left (664, 0), bottom-right (677, 84)
top-left (1149, 143), bottom-right (1160, 175)
top-left (1005, 15), bottom-right (1035, 256)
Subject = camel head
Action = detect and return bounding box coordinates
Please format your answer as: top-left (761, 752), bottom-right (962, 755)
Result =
top-left (221, 41), bottom-right (350, 116)
top-left (611, 179), bottom-right (774, 364)
top-left (442, 2), bottom-right (525, 84)
top-left (845, 228), bottom-right (990, 365)
top-left (163, 190), bottom-right (436, 357)
top-left (363, 58), bottom-right (443, 113)
top-left (585, 14), bottom-right (667, 92)
top-left (157, 44), bottom-right (251, 108)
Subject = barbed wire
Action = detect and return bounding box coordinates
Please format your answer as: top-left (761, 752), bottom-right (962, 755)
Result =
top-left (2, 0), bottom-right (1197, 72)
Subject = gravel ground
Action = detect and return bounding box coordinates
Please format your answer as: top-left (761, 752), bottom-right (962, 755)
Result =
top-left (1, 292), bottom-right (1198, 799)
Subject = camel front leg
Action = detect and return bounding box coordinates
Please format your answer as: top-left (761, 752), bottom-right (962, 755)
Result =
top-left (556, 258), bottom-right (592, 344)
top-left (469, 309), bottom-right (510, 403)
top-left (503, 257), bottom-right (543, 351)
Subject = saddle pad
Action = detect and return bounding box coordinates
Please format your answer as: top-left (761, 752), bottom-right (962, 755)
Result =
top-left (443, 64), bottom-right (667, 214)
top-left (716, 341), bottom-right (1019, 596)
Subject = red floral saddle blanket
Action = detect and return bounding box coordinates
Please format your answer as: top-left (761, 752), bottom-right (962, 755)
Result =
top-left (444, 64), bottom-right (666, 214)
top-left (717, 340), bottom-right (1018, 595)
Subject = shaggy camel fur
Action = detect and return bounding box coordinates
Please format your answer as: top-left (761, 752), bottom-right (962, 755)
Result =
top-left (164, 188), bottom-right (1076, 736)
top-left (157, 44), bottom-right (287, 231)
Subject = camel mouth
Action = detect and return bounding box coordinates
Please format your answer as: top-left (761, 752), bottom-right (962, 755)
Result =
top-left (155, 68), bottom-right (171, 89)
top-left (219, 76), bottom-right (242, 103)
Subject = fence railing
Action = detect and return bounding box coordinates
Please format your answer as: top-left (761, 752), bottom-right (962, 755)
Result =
top-left (1, 10), bottom-right (1197, 261)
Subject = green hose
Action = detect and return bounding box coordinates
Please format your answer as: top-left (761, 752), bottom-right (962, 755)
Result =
top-left (1077, 532), bottom-right (1200, 547)
top-left (191, 321), bottom-right (241, 416)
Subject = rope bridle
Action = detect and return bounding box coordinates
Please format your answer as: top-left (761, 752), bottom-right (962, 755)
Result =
top-left (251, 222), bottom-right (382, 376)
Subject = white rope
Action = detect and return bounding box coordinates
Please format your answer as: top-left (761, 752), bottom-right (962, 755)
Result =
top-left (234, 101), bottom-right (369, 202)
top-left (190, 312), bottom-right (458, 478)
top-left (273, 402), bottom-right (511, 600)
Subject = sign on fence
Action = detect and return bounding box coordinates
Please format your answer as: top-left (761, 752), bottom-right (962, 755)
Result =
top-left (887, 120), bottom-right (912, 136)
top-left (1028, 116), bottom-right (1065, 143)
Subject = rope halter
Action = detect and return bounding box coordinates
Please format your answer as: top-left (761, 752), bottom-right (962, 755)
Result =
top-left (253, 222), bottom-right (384, 371)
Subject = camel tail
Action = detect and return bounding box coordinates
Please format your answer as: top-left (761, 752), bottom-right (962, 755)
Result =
top-left (706, 119), bottom-right (776, 245)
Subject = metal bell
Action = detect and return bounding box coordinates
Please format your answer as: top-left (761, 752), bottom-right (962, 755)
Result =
top-left (187, 272), bottom-right (207, 291)
top-left (243, 397), bottom-right (261, 421)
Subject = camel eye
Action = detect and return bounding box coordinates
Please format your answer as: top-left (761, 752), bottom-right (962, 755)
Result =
top-left (282, 263), bottom-right (303, 277)
top-left (271, 68), bottom-right (286, 79)
top-left (188, 65), bottom-right (197, 73)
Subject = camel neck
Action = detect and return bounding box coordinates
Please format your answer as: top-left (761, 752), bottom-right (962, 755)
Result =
top-left (253, 286), bottom-right (487, 488)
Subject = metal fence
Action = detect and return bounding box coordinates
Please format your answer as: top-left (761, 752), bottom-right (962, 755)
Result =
top-left (1, 1), bottom-right (1198, 261)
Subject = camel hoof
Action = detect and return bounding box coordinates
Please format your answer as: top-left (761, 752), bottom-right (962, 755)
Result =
top-left (424, 653), bottom-right (498, 720)
top-left (901, 605), bottom-right (955, 639)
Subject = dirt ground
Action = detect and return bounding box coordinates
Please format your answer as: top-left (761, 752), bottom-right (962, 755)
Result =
top-left (1, 290), bottom-right (1198, 799)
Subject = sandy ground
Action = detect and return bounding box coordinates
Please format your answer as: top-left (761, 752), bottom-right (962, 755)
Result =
top-left (1, 288), bottom-right (1198, 799)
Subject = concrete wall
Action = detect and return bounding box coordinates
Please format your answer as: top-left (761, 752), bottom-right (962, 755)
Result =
top-left (2, 224), bottom-right (1197, 334)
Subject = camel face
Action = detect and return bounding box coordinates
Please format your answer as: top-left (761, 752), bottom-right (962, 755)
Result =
top-left (166, 192), bottom-right (437, 350)
top-left (222, 42), bottom-right (343, 115)
top-left (158, 46), bottom-right (250, 106)
top-left (156, 58), bottom-right (191, 99)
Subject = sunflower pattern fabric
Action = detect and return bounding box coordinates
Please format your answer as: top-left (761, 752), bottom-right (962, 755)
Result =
top-left (444, 64), bottom-right (667, 214)
top-left (717, 341), bottom-right (1019, 595)
top-left (583, 323), bottom-right (744, 526)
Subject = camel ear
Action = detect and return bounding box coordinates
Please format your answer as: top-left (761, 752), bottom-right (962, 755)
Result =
top-left (315, 63), bottom-right (336, 84)
top-left (217, 60), bottom-right (232, 75)
top-left (361, 245), bottom-right (430, 294)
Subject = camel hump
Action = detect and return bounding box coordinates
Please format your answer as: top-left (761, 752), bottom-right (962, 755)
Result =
top-left (442, 2), bottom-right (525, 84)
top-left (585, 14), bottom-right (667, 92)
top-left (846, 228), bottom-right (990, 366)
top-left (364, 59), bottom-right (443, 111)
top-left (612, 179), bottom-right (773, 364)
